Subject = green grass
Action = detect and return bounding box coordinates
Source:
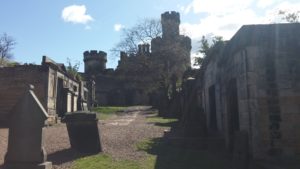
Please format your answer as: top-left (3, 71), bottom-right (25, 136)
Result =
top-left (136, 138), bottom-right (161, 152)
top-left (92, 106), bottom-right (127, 120)
top-left (73, 154), bottom-right (140, 169)
top-left (146, 113), bottom-right (178, 126)
top-left (73, 153), bottom-right (155, 169)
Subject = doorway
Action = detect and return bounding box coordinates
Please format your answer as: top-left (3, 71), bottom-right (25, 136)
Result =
top-left (209, 85), bottom-right (218, 131)
top-left (227, 78), bottom-right (240, 151)
top-left (56, 78), bottom-right (67, 117)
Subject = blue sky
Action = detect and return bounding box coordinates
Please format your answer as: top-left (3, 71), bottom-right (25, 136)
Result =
top-left (1, 0), bottom-right (299, 71)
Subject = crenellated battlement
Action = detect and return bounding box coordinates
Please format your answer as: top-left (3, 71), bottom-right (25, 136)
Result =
top-left (161, 11), bottom-right (180, 39)
top-left (138, 44), bottom-right (150, 54)
top-left (83, 50), bottom-right (107, 76)
top-left (83, 50), bottom-right (107, 62)
top-left (161, 11), bottom-right (180, 24)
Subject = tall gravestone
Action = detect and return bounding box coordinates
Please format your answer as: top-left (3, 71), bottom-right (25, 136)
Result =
top-left (63, 111), bottom-right (102, 154)
top-left (4, 85), bottom-right (52, 169)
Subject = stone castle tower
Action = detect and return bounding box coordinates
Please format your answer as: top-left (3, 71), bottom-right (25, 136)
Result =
top-left (161, 11), bottom-right (180, 40)
top-left (151, 11), bottom-right (192, 74)
top-left (83, 50), bottom-right (107, 77)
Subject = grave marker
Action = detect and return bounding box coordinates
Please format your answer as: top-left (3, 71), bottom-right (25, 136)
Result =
top-left (4, 85), bottom-right (52, 169)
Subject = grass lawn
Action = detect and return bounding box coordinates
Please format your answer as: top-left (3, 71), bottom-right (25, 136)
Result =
top-left (146, 112), bottom-right (178, 126)
top-left (73, 154), bottom-right (140, 169)
top-left (93, 106), bottom-right (127, 120)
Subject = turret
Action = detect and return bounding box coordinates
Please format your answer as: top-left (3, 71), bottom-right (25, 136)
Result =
top-left (83, 50), bottom-right (107, 76)
top-left (161, 11), bottom-right (180, 39)
top-left (120, 51), bottom-right (128, 61)
top-left (138, 44), bottom-right (150, 55)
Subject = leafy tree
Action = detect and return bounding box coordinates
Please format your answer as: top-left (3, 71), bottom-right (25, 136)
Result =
top-left (198, 36), bottom-right (210, 57)
top-left (0, 33), bottom-right (16, 66)
top-left (66, 58), bottom-right (81, 80)
top-left (111, 18), bottom-right (162, 55)
top-left (278, 10), bottom-right (300, 23)
top-left (194, 35), bottom-right (223, 66)
top-left (0, 59), bottom-right (20, 67)
top-left (212, 36), bottom-right (223, 45)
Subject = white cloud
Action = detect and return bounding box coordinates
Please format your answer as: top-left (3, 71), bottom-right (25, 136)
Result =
top-left (180, 0), bottom-right (300, 40)
top-left (179, 0), bottom-right (300, 67)
top-left (178, 4), bottom-right (193, 14)
top-left (114, 24), bottom-right (124, 32)
top-left (62, 5), bottom-right (93, 24)
top-left (257, 0), bottom-right (278, 8)
top-left (179, 0), bottom-right (259, 41)
top-left (180, 9), bottom-right (262, 40)
top-left (183, 0), bottom-right (254, 15)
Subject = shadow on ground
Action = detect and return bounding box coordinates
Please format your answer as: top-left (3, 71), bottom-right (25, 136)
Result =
top-left (138, 122), bottom-right (232, 169)
top-left (143, 117), bottom-right (299, 169)
top-left (152, 121), bottom-right (179, 127)
top-left (48, 148), bottom-right (95, 166)
top-left (143, 138), bottom-right (232, 169)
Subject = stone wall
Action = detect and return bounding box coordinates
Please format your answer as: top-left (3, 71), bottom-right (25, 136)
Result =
top-left (0, 65), bottom-right (49, 126)
top-left (200, 23), bottom-right (300, 159)
top-left (0, 56), bottom-right (87, 125)
top-left (202, 47), bottom-right (224, 133)
top-left (255, 46), bottom-right (300, 157)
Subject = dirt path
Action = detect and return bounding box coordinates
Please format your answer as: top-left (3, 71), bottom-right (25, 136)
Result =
top-left (99, 106), bottom-right (166, 161)
top-left (0, 106), bottom-right (168, 169)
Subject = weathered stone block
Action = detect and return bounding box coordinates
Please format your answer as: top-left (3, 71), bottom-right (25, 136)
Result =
top-left (63, 111), bottom-right (102, 153)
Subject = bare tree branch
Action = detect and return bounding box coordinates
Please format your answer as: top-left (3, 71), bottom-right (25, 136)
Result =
top-left (0, 33), bottom-right (16, 65)
top-left (111, 18), bottom-right (162, 56)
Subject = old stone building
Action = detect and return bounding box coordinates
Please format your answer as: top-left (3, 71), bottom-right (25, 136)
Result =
top-left (0, 56), bottom-right (90, 126)
top-left (83, 11), bottom-right (191, 106)
top-left (82, 46), bottom-right (158, 106)
top-left (151, 11), bottom-right (191, 79)
top-left (198, 23), bottom-right (300, 159)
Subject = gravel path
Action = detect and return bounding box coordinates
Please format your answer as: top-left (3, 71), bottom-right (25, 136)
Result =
top-left (0, 106), bottom-right (168, 169)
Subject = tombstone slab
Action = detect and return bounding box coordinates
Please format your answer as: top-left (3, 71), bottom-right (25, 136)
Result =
top-left (4, 85), bottom-right (52, 169)
top-left (63, 111), bottom-right (102, 154)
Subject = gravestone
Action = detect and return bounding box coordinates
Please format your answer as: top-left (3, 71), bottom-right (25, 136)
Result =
top-left (232, 130), bottom-right (249, 169)
top-left (4, 85), bottom-right (52, 169)
top-left (63, 111), bottom-right (102, 154)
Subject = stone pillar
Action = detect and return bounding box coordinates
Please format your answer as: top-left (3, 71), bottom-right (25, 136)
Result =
top-left (4, 85), bottom-right (52, 169)
top-left (87, 79), bottom-right (96, 110)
